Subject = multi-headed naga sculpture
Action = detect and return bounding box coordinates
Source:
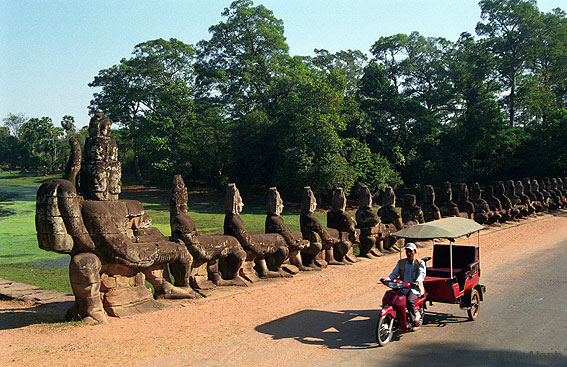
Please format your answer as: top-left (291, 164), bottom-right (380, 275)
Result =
top-left (36, 113), bottom-right (197, 324)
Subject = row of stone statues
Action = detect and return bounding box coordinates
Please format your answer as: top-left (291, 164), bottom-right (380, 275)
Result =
top-left (34, 113), bottom-right (566, 323)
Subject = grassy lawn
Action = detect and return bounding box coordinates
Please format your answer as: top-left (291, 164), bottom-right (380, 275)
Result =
top-left (0, 170), bottom-right (331, 294)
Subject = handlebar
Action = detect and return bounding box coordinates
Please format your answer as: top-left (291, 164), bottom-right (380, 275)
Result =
top-left (380, 278), bottom-right (414, 289)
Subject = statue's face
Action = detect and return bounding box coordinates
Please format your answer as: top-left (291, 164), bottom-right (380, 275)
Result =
top-left (275, 195), bottom-right (284, 215)
top-left (310, 197), bottom-right (317, 213)
top-left (235, 194), bottom-right (244, 214)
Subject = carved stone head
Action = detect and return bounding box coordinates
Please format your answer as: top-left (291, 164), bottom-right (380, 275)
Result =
top-left (358, 186), bottom-right (372, 207)
top-left (424, 185), bottom-right (436, 204)
top-left (558, 178), bottom-right (565, 190)
top-left (470, 182), bottom-right (482, 201)
top-left (88, 111), bottom-right (111, 138)
top-left (301, 186), bottom-right (316, 214)
top-left (225, 183), bottom-right (244, 215)
top-left (516, 181), bottom-right (525, 196)
top-left (170, 174), bottom-right (189, 216)
top-left (331, 187), bottom-right (346, 213)
top-left (505, 180), bottom-right (516, 197)
top-left (440, 181), bottom-right (453, 202)
top-left (532, 179), bottom-right (540, 193)
top-left (538, 179), bottom-right (547, 191)
top-left (267, 187), bottom-right (283, 215)
top-left (551, 178), bottom-right (559, 190)
top-left (403, 194), bottom-right (417, 207)
top-left (545, 177), bottom-right (552, 190)
top-left (458, 183), bottom-right (470, 202)
top-left (382, 186), bottom-right (396, 207)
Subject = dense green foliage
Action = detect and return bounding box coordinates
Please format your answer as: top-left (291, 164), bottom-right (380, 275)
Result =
top-left (2, 0), bottom-right (566, 195)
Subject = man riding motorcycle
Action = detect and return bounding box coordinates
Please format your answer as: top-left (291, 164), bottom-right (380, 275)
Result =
top-left (380, 242), bottom-right (426, 327)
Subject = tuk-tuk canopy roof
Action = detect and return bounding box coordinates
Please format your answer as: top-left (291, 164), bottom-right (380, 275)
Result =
top-left (393, 217), bottom-right (485, 240)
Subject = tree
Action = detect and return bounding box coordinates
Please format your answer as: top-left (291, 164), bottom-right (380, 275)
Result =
top-left (18, 117), bottom-right (63, 173)
top-left (90, 38), bottom-right (197, 182)
top-left (476, 0), bottom-right (542, 126)
top-left (2, 113), bottom-right (26, 138)
top-left (61, 115), bottom-right (76, 135)
top-left (196, 0), bottom-right (289, 116)
top-left (309, 49), bottom-right (368, 96)
top-left (0, 127), bottom-right (19, 167)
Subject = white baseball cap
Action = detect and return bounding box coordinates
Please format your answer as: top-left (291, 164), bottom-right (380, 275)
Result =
top-left (405, 243), bottom-right (417, 252)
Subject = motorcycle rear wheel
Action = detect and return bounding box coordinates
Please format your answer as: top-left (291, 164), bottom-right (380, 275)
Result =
top-left (376, 314), bottom-right (394, 346)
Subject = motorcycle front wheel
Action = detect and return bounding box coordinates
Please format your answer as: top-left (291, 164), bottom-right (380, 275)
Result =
top-left (376, 314), bottom-right (394, 346)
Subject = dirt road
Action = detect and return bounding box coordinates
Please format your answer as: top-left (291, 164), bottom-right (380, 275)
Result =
top-left (1, 213), bottom-right (566, 367)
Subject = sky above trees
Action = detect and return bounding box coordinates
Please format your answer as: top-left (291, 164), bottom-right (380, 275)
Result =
top-left (1, 0), bottom-right (564, 126)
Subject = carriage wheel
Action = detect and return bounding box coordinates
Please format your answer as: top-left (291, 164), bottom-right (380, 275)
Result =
top-left (467, 289), bottom-right (480, 321)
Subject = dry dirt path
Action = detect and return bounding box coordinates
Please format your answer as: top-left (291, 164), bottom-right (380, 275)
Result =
top-left (1, 213), bottom-right (566, 367)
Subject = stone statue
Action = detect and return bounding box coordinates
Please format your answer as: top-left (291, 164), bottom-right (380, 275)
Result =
top-left (550, 178), bottom-right (566, 208)
top-left (326, 187), bottom-right (359, 263)
top-left (80, 112), bottom-right (121, 201)
top-left (401, 194), bottom-right (425, 226)
top-left (436, 182), bottom-right (460, 217)
top-left (538, 179), bottom-right (558, 210)
top-left (377, 186), bottom-right (403, 252)
top-left (523, 178), bottom-right (544, 212)
top-left (515, 180), bottom-right (536, 216)
top-left (456, 183), bottom-right (475, 219)
top-left (495, 181), bottom-right (520, 219)
top-left (223, 183), bottom-right (291, 281)
top-left (170, 175), bottom-right (247, 289)
top-left (470, 182), bottom-right (496, 225)
top-left (422, 185), bottom-right (442, 222)
top-left (265, 187), bottom-right (317, 272)
top-left (355, 186), bottom-right (385, 258)
top-left (484, 185), bottom-right (508, 223)
top-left (505, 180), bottom-right (528, 217)
top-left (531, 179), bottom-right (550, 210)
top-left (36, 113), bottom-right (198, 324)
top-left (299, 186), bottom-right (341, 267)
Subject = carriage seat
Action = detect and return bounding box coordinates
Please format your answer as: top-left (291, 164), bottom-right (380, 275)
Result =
top-left (426, 243), bottom-right (479, 289)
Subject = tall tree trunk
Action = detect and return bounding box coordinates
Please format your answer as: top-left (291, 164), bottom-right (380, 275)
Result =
top-left (509, 70), bottom-right (516, 127)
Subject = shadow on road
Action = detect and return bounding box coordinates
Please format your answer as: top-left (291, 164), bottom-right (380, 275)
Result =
top-left (255, 309), bottom-right (380, 350)
top-left (0, 300), bottom-right (74, 330)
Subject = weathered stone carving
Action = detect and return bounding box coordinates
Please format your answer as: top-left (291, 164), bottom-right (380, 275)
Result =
top-left (265, 187), bottom-right (316, 272)
top-left (538, 179), bottom-right (558, 210)
top-left (505, 180), bottom-right (528, 217)
top-left (515, 180), bottom-right (536, 216)
top-left (549, 178), bottom-right (565, 208)
top-left (495, 181), bottom-right (520, 219)
top-left (400, 194), bottom-right (425, 226)
top-left (422, 185), bottom-right (442, 222)
top-left (377, 186), bottom-right (403, 252)
top-left (531, 179), bottom-right (550, 210)
top-left (299, 186), bottom-right (342, 267)
top-left (355, 186), bottom-right (385, 258)
top-left (456, 183), bottom-right (475, 219)
top-left (437, 182), bottom-right (460, 217)
top-left (484, 185), bottom-right (508, 223)
top-left (170, 175), bottom-right (247, 289)
top-left (326, 187), bottom-right (359, 263)
top-left (80, 112), bottom-right (121, 201)
top-left (223, 183), bottom-right (290, 281)
top-left (470, 182), bottom-right (496, 225)
top-left (36, 113), bottom-right (198, 324)
top-left (523, 178), bottom-right (545, 212)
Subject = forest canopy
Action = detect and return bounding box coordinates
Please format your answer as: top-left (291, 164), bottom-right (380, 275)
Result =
top-left (3, 0), bottom-right (566, 197)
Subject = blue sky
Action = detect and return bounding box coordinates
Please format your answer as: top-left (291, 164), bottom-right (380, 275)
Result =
top-left (1, 0), bottom-right (564, 128)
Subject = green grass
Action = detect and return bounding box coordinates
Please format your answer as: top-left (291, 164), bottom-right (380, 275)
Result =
top-left (0, 171), bottom-right (331, 294)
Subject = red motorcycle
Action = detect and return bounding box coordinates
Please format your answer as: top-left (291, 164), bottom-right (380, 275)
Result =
top-left (375, 269), bottom-right (429, 347)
